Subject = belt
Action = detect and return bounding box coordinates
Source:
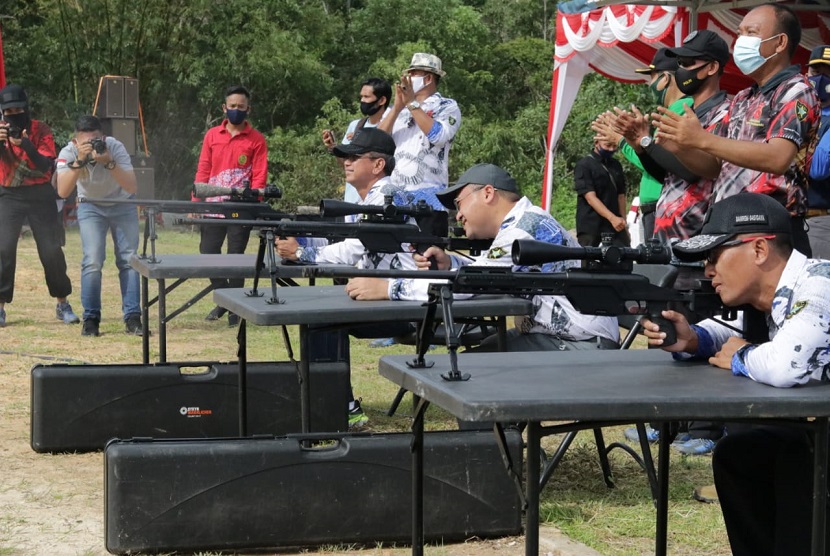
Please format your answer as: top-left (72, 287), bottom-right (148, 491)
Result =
top-left (806, 208), bottom-right (830, 218)
top-left (639, 202), bottom-right (657, 215)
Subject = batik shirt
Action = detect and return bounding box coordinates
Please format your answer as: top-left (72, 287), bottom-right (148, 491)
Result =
top-left (654, 92), bottom-right (730, 242)
top-left (388, 197), bottom-right (620, 343)
top-left (388, 92), bottom-right (460, 209)
top-left (677, 250), bottom-right (830, 387)
top-left (710, 66), bottom-right (820, 216)
top-left (296, 176), bottom-right (417, 271)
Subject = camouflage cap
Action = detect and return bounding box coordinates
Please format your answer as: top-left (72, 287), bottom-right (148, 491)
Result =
top-left (406, 53), bottom-right (446, 77)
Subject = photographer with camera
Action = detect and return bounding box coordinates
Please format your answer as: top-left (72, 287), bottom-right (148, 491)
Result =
top-left (0, 83), bottom-right (79, 328)
top-left (55, 115), bottom-right (140, 337)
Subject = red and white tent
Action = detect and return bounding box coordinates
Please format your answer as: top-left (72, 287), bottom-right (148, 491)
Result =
top-left (542, 0), bottom-right (830, 210)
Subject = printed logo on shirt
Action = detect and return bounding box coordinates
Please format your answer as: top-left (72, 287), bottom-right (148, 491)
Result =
top-left (238, 154), bottom-right (247, 165)
top-left (795, 101), bottom-right (808, 122)
top-left (448, 116), bottom-right (456, 126)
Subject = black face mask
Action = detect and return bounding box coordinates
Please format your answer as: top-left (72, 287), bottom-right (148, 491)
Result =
top-left (4, 110), bottom-right (31, 133)
top-left (360, 100), bottom-right (382, 116)
top-left (675, 63), bottom-right (709, 96)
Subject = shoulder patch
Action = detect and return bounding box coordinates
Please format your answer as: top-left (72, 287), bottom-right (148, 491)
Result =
top-left (487, 246), bottom-right (507, 259)
top-left (795, 101), bottom-right (808, 122)
top-left (786, 299), bottom-right (808, 319)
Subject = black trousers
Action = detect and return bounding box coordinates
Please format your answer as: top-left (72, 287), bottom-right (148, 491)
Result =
top-left (0, 183), bottom-right (72, 303)
top-left (199, 223), bottom-right (252, 290)
top-left (713, 424), bottom-right (830, 556)
top-left (640, 201), bottom-right (657, 241)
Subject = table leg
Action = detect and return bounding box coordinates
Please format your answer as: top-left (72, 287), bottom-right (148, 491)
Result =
top-left (497, 316), bottom-right (507, 351)
top-left (655, 422), bottom-right (670, 556)
top-left (525, 420), bottom-right (541, 556)
top-left (158, 278), bottom-right (167, 363)
top-left (141, 275), bottom-right (150, 365)
top-left (238, 319), bottom-right (248, 436)
top-left (411, 396), bottom-right (428, 556)
top-left (298, 324), bottom-right (311, 433)
top-left (811, 417), bottom-right (829, 556)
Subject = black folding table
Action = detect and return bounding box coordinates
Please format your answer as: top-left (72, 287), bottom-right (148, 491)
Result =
top-left (378, 349), bottom-right (830, 556)
top-left (214, 286), bottom-right (533, 435)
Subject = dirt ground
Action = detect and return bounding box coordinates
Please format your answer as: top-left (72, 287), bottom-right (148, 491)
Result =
top-left (0, 231), bottom-right (593, 556)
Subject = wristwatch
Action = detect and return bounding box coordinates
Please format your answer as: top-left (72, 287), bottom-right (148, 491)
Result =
top-left (104, 160), bottom-right (117, 170)
top-left (295, 246), bottom-right (304, 260)
top-left (407, 100), bottom-right (421, 111)
top-left (639, 136), bottom-right (653, 149)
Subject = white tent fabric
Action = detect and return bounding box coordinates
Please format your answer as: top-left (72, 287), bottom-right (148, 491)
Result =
top-left (542, 0), bottom-right (830, 210)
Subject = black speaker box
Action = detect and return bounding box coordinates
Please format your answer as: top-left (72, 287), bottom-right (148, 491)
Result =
top-left (134, 167), bottom-right (154, 199)
top-left (99, 76), bottom-right (125, 118)
top-left (123, 77), bottom-right (140, 119)
top-left (30, 361), bottom-right (349, 453)
top-left (101, 118), bottom-right (137, 156)
top-left (105, 430), bottom-right (523, 554)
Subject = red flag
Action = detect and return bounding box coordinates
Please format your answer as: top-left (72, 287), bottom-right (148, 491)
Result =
top-left (0, 25), bottom-right (5, 88)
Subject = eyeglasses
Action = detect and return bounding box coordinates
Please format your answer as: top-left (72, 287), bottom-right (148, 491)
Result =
top-left (705, 235), bottom-right (776, 265)
top-left (453, 185), bottom-right (486, 211)
top-left (343, 154), bottom-right (378, 163)
top-left (677, 58), bottom-right (711, 69)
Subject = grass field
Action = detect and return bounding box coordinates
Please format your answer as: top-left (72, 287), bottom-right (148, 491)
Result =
top-left (0, 223), bottom-right (730, 555)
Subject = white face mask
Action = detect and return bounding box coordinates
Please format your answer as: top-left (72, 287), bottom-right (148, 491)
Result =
top-left (410, 75), bottom-right (427, 94)
top-left (733, 34), bottom-right (782, 75)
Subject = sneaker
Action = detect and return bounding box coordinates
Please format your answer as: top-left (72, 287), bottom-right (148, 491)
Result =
top-left (369, 337), bottom-right (396, 348)
top-left (125, 314), bottom-right (143, 336)
top-left (205, 306), bottom-right (227, 321)
top-left (0, 308), bottom-right (5, 327)
top-left (56, 301), bottom-right (80, 324)
top-left (693, 484), bottom-right (719, 503)
top-left (348, 399), bottom-right (369, 429)
top-left (228, 312), bottom-right (240, 327)
top-left (670, 432), bottom-right (693, 445)
top-left (673, 438), bottom-right (716, 456)
top-left (624, 425), bottom-right (660, 444)
top-left (81, 318), bottom-right (100, 337)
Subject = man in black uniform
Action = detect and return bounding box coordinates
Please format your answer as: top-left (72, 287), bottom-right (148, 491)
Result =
top-left (573, 137), bottom-right (629, 247)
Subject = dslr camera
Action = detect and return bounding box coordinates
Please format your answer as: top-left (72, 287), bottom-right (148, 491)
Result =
top-left (88, 137), bottom-right (107, 155)
top-left (6, 125), bottom-right (23, 140)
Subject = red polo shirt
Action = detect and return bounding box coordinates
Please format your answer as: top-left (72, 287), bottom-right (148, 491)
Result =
top-left (192, 119), bottom-right (268, 201)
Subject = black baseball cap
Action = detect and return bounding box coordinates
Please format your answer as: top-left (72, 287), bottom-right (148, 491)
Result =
top-left (808, 45), bottom-right (830, 66)
top-left (666, 30), bottom-right (731, 66)
top-left (673, 193), bottom-right (792, 261)
top-left (331, 128), bottom-right (396, 158)
top-left (436, 163), bottom-right (519, 210)
top-left (0, 84), bottom-right (29, 110)
top-left (634, 48), bottom-right (677, 74)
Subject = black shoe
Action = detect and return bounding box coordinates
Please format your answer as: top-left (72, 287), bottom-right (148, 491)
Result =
top-left (206, 306), bottom-right (227, 321)
top-left (125, 314), bottom-right (143, 336)
top-left (228, 312), bottom-right (240, 327)
top-left (82, 319), bottom-right (100, 337)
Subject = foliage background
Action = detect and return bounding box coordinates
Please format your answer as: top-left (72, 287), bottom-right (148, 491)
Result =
top-left (2, 0), bottom-right (651, 229)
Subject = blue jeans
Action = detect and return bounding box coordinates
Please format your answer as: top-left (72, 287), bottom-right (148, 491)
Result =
top-left (77, 201), bottom-right (140, 321)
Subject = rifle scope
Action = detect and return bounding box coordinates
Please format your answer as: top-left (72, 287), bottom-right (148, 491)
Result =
top-left (192, 183), bottom-right (282, 200)
top-left (320, 197), bottom-right (438, 220)
top-left (512, 238), bottom-right (671, 266)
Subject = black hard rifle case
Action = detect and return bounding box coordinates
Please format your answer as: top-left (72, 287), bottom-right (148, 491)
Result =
top-left (31, 361), bottom-right (348, 452)
top-left (104, 430), bottom-right (523, 553)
